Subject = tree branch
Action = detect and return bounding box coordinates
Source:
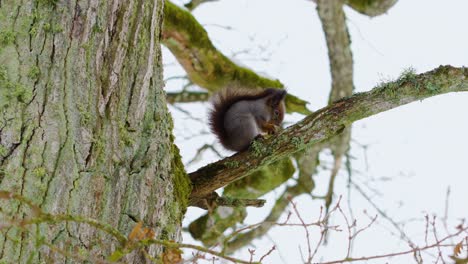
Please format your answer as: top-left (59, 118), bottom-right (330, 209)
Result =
top-left (346, 0), bottom-right (398, 17)
top-left (190, 191), bottom-right (266, 210)
top-left (166, 91), bottom-right (210, 104)
top-left (162, 1), bottom-right (311, 114)
top-left (184, 0), bottom-right (219, 11)
top-left (316, 0), bottom-right (354, 217)
top-left (189, 66), bottom-right (468, 204)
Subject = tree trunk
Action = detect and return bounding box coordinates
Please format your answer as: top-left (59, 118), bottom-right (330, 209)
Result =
top-left (0, 0), bottom-right (189, 262)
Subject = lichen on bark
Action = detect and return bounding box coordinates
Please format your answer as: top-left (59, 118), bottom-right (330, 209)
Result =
top-left (0, 0), bottom-right (190, 262)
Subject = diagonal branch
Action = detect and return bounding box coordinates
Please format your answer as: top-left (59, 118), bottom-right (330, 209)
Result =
top-left (162, 1), bottom-right (311, 114)
top-left (189, 66), bottom-right (468, 204)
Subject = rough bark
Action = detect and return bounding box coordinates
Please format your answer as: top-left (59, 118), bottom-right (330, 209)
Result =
top-left (0, 0), bottom-right (189, 262)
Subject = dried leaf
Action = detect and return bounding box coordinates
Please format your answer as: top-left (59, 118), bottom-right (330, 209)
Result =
top-left (162, 248), bottom-right (183, 264)
top-left (141, 227), bottom-right (155, 240)
top-left (0, 191), bottom-right (13, 199)
top-left (128, 222), bottom-right (143, 241)
top-left (128, 222), bottom-right (155, 242)
top-left (454, 240), bottom-right (464, 256)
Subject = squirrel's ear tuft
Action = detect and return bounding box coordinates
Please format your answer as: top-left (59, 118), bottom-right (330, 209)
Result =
top-left (268, 89), bottom-right (287, 107)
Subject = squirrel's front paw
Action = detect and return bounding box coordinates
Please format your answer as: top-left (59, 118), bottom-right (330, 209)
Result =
top-left (262, 122), bottom-right (280, 134)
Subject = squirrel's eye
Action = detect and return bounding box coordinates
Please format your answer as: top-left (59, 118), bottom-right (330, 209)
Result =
top-left (273, 109), bottom-right (279, 118)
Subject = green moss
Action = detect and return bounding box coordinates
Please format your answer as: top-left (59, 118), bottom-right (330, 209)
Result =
top-left (41, 23), bottom-right (62, 33)
top-left (0, 30), bottom-right (16, 46)
top-left (399, 67), bottom-right (417, 80)
top-left (37, 0), bottom-right (58, 6)
top-left (0, 145), bottom-right (7, 156)
top-left (0, 66), bottom-right (7, 80)
top-left (189, 208), bottom-right (247, 246)
top-left (42, 23), bottom-right (51, 32)
top-left (93, 134), bottom-right (106, 164)
top-left (11, 82), bottom-right (32, 103)
top-left (28, 66), bottom-right (40, 80)
top-left (250, 138), bottom-right (270, 158)
top-left (224, 158), bottom-right (295, 199)
top-left (425, 81), bottom-right (440, 93)
top-left (92, 23), bottom-right (103, 34)
top-left (52, 24), bottom-right (63, 33)
top-left (170, 136), bottom-right (191, 212)
top-left (78, 106), bottom-right (91, 125)
top-left (0, 65), bottom-right (32, 105)
top-left (224, 161), bottom-right (239, 169)
top-left (29, 26), bottom-right (38, 37)
top-left (291, 136), bottom-right (305, 149)
top-left (33, 167), bottom-right (47, 178)
top-left (347, 0), bottom-right (374, 12)
top-left (119, 123), bottom-right (135, 147)
top-left (163, 0), bottom-right (214, 50)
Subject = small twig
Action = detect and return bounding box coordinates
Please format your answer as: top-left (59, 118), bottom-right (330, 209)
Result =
top-left (288, 197), bottom-right (313, 263)
top-left (318, 226), bottom-right (468, 264)
top-left (351, 181), bottom-right (415, 246)
top-left (187, 144), bottom-right (224, 167)
top-left (258, 246), bottom-right (276, 263)
top-left (442, 187), bottom-right (451, 239)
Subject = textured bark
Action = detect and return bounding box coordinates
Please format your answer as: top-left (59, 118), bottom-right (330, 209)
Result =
top-left (0, 0), bottom-right (189, 263)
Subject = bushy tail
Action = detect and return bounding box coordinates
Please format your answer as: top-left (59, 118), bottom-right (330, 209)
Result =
top-left (209, 87), bottom-right (276, 151)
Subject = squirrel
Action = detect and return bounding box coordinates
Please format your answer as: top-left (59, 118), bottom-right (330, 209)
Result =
top-left (209, 87), bottom-right (287, 152)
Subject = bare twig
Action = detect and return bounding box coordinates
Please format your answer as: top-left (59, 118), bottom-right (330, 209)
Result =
top-left (319, 224), bottom-right (468, 264)
top-left (258, 246), bottom-right (276, 263)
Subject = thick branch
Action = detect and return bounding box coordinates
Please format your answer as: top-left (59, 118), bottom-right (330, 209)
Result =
top-left (189, 66), bottom-right (468, 201)
top-left (162, 1), bottom-right (311, 114)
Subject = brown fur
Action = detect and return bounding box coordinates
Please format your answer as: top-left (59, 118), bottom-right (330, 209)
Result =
top-left (209, 87), bottom-right (286, 151)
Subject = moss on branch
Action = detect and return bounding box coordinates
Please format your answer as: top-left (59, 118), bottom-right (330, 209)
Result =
top-left (346, 0), bottom-right (398, 17)
top-left (162, 1), bottom-right (311, 114)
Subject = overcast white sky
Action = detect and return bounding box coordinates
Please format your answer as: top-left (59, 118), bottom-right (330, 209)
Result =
top-left (164, 0), bottom-right (468, 263)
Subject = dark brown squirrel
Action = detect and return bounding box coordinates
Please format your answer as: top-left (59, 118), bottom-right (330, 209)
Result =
top-left (209, 87), bottom-right (287, 151)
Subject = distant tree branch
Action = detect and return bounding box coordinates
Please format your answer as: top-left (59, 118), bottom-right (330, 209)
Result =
top-left (346, 0), bottom-right (398, 17)
top-left (184, 0), bottom-right (219, 11)
top-left (166, 91), bottom-right (210, 104)
top-left (311, 0), bottom-right (398, 17)
top-left (316, 0), bottom-right (354, 217)
top-left (317, 0), bottom-right (354, 103)
top-left (190, 191), bottom-right (266, 210)
top-left (189, 66), bottom-right (468, 205)
top-left (162, 1), bottom-right (311, 114)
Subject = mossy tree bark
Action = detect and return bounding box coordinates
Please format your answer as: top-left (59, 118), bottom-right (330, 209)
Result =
top-left (0, 0), bottom-right (189, 263)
